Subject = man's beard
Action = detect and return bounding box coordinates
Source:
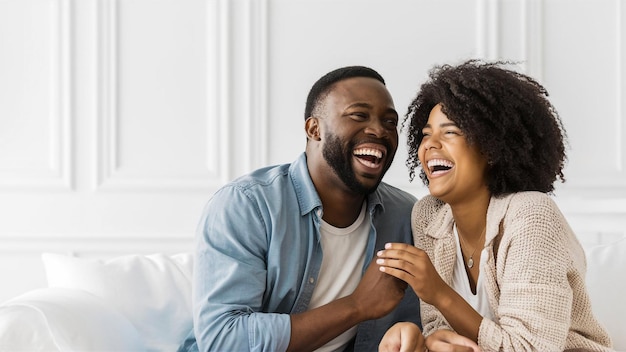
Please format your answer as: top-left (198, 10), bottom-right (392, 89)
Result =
top-left (322, 132), bottom-right (389, 195)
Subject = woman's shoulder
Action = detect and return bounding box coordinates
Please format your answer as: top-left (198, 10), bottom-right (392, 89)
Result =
top-left (489, 192), bottom-right (566, 242)
top-left (509, 191), bottom-right (554, 203)
top-left (412, 195), bottom-right (449, 233)
top-left (498, 191), bottom-right (560, 216)
top-left (414, 195), bottom-right (446, 214)
top-left (496, 191), bottom-right (570, 243)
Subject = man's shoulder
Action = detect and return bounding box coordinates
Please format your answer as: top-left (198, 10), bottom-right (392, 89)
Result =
top-left (377, 182), bottom-right (418, 205)
top-left (228, 163), bottom-right (292, 190)
top-left (373, 183), bottom-right (418, 242)
top-left (205, 163), bottom-right (295, 218)
top-left (228, 153), bottom-right (309, 192)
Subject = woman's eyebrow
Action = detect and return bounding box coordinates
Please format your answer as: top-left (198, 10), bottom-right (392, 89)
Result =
top-left (422, 122), bottom-right (457, 129)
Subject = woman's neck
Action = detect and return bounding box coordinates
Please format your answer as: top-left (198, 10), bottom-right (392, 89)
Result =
top-left (449, 191), bottom-right (491, 241)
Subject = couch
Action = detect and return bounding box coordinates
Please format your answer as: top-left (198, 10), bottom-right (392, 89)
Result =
top-left (0, 238), bottom-right (624, 352)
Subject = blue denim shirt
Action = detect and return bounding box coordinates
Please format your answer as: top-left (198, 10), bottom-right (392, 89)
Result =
top-left (179, 153), bottom-right (421, 352)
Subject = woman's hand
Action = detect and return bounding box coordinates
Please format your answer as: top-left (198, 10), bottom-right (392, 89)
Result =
top-left (379, 322), bottom-right (425, 352)
top-left (376, 243), bottom-right (451, 305)
top-left (425, 330), bottom-right (481, 352)
top-left (377, 243), bottom-right (483, 341)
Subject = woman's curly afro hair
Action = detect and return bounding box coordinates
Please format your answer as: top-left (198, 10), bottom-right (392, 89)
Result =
top-left (404, 59), bottom-right (567, 195)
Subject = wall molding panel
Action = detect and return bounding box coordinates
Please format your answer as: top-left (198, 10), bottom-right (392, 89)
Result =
top-left (568, 0), bottom-right (625, 195)
top-left (0, 234), bottom-right (193, 256)
top-left (522, 0), bottom-right (545, 80)
top-left (244, 0), bottom-right (269, 172)
top-left (1, 0), bottom-right (625, 303)
top-left (95, 0), bottom-right (226, 191)
top-left (476, 0), bottom-right (500, 61)
top-left (0, 0), bottom-right (73, 191)
top-left (618, 0), bottom-right (624, 174)
top-left (216, 0), bottom-right (270, 177)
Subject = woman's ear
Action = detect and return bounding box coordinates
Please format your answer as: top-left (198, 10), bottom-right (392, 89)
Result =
top-left (305, 117), bottom-right (322, 141)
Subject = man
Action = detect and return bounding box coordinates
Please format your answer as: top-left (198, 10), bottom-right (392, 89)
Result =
top-left (178, 66), bottom-right (420, 352)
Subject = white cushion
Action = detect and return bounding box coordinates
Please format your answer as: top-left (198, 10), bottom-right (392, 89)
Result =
top-left (583, 238), bottom-right (626, 351)
top-left (42, 252), bottom-right (193, 352)
top-left (0, 287), bottom-right (145, 351)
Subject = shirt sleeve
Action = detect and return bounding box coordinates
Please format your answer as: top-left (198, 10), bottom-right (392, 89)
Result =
top-left (192, 185), bottom-right (291, 352)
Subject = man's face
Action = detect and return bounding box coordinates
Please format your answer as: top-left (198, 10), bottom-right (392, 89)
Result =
top-left (317, 77), bottom-right (399, 194)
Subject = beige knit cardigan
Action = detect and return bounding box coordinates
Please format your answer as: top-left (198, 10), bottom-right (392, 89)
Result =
top-left (413, 192), bottom-right (613, 351)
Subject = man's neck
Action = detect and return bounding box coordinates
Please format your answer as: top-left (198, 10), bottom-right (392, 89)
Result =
top-left (305, 150), bottom-right (369, 227)
top-left (319, 191), bottom-right (366, 228)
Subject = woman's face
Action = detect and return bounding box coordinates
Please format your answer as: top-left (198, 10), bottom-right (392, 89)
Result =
top-left (418, 104), bottom-right (489, 204)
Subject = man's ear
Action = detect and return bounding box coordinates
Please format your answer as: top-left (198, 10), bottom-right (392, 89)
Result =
top-left (305, 117), bottom-right (322, 141)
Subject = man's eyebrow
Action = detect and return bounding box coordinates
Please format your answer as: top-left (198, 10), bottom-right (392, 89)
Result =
top-left (346, 102), bottom-right (398, 115)
top-left (346, 102), bottom-right (373, 109)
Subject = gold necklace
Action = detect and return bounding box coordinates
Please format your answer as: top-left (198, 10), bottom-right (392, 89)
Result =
top-left (457, 225), bottom-right (486, 269)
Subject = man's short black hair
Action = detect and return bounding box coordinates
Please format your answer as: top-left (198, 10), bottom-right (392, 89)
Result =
top-left (304, 66), bottom-right (386, 120)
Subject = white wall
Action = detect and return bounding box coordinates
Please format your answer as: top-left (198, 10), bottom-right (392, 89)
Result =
top-left (1, 0), bottom-right (625, 303)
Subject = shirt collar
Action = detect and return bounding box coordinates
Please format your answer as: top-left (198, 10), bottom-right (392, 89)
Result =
top-left (289, 152), bottom-right (384, 217)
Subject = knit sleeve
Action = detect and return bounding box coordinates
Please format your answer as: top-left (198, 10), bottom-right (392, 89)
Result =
top-left (411, 196), bottom-right (453, 337)
top-left (479, 193), bottom-right (574, 351)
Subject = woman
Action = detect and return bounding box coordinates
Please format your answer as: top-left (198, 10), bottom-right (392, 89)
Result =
top-left (376, 60), bottom-right (613, 352)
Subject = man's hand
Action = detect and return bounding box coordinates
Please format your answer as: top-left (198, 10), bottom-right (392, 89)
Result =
top-left (288, 257), bottom-right (407, 351)
top-left (349, 257), bottom-right (407, 320)
top-left (379, 322), bottom-right (424, 352)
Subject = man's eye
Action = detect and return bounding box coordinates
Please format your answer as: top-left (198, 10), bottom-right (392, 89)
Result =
top-left (385, 118), bottom-right (398, 126)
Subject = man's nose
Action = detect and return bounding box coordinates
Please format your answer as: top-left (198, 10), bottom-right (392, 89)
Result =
top-left (364, 119), bottom-right (388, 138)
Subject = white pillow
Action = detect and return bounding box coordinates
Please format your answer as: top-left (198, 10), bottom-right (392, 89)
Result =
top-left (0, 287), bottom-right (145, 351)
top-left (42, 252), bottom-right (193, 352)
top-left (583, 238), bottom-right (626, 351)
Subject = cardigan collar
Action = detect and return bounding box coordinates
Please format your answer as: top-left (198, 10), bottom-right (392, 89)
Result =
top-left (424, 194), bottom-right (516, 245)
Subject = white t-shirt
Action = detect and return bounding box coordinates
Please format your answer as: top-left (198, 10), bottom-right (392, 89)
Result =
top-left (308, 202), bottom-right (369, 352)
top-left (451, 223), bottom-right (496, 322)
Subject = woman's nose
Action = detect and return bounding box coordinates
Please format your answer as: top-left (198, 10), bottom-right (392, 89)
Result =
top-left (421, 134), bottom-right (440, 151)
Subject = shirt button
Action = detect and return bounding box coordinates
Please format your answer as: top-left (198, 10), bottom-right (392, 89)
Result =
top-left (309, 277), bottom-right (315, 284)
top-left (316, 209), bottom-right (322, 217)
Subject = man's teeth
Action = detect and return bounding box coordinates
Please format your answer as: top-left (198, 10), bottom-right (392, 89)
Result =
top-left (427, 159), bottom-right (453, 173)
top-left (354, 148), bottom-right (384, 168)
top-left (354, 148), bottom-right (383, 159)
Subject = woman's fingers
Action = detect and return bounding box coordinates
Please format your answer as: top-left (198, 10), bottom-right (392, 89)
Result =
top-left (426, 330), bottom-right (481, 352)
top-left (379, 322), bottom-right (424, 352)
